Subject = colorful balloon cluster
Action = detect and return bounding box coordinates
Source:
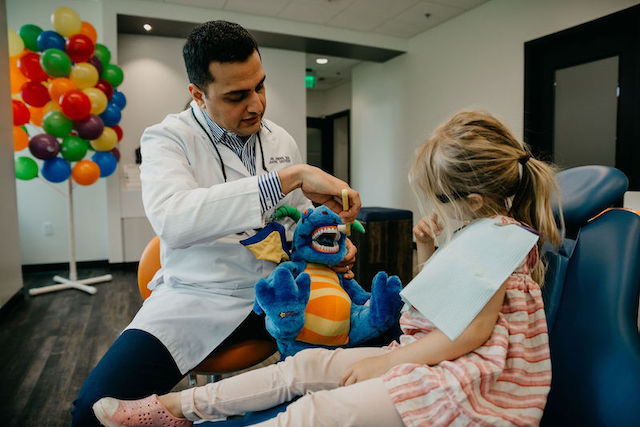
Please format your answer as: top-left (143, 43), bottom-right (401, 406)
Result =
top-left (10, 7), bottom-right (124, 185)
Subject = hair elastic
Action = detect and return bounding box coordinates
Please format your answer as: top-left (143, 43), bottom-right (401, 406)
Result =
top-left (518, 154), bottom-right (531, 165)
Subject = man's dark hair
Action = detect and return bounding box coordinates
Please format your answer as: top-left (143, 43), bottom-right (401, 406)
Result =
top-left (183, 20), bottom-right (259, 89)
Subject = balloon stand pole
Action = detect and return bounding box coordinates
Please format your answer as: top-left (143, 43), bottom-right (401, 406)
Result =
top-left (28, 180), bottom-right (112, 296)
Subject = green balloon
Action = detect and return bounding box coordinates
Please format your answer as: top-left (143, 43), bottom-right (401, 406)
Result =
top-left (19, 24), bottom-right (42, 52)
top-left (60, 136), bottom-right (88, 161)
top-left (42, 111), bottom-right (73, 138)
top-left (40, 48), bottom-right (72, 77)
top-left (101, 64), bottom-right (124, 87)
top-left (15, 156), bottom-right (39, 180)
top-left (93, 44), bottom-right (111, 66)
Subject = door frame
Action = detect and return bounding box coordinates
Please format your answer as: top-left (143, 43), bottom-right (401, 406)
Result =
top-left (306, 110), bottom-right (351, 183)
top-left (524, 4), bottom-right (640, 189)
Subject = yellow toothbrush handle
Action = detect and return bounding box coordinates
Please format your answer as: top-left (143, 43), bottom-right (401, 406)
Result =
top-left (341, 189), bottom-right (351, 236)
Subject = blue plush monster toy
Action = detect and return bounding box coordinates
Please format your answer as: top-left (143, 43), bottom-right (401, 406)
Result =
top-left (253, 205), bottom-right (403, 358)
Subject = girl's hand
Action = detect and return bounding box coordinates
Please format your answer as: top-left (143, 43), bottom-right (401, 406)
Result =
top-left (341, 354), bottom-right (392, 386)
top-left (331, 238), bottom-right (356, 280)
top-left (413, 212), bottom-right (443, 244)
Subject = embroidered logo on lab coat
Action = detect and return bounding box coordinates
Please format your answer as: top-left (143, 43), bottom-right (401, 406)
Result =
top-left (269, 155), bottom-right (291, 164)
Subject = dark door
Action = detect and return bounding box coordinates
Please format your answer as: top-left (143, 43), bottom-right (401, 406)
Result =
top-left (524, 4), bottom-right (640, 189)
top-left (306, 110), bottom-right (350, 183)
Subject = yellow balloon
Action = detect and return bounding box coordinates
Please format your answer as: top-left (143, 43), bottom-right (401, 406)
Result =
top-left (8, 29), bottom-right (24, 57)
top-left (51, 7), bottom-right (82, 37)
top-left (82, 88), bottom-right (108, 115)
top-left (91, 127), bottom-right (117, 151)
top-left (70, 63), bottom-right (99, 89)
top-left (43, 100), bottom-right (61, 116)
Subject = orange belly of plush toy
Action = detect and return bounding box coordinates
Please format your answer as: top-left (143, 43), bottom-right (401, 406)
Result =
top-left (296, 263), bottom-right (351, 346)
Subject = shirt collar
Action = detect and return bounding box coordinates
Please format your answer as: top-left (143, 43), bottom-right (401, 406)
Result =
top-left (199, 108), bottom-right (271, 143)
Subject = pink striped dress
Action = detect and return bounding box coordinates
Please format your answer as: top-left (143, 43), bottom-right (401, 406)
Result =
top-left (383, 217), bottom-right (551, 426)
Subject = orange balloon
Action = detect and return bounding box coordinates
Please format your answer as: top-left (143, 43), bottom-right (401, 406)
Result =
top-left (10, 56), bottom-right (28, 94)
top-left (43, 100), bottom-right (61, 116)
top-left (13, 126), bottom-right (29, 151)
top-left (28, 105), bottom-right (44, 126)
top-left (79, 21), bottom-right (97, 44)
top-left (48, 78), bottom-right (77, 104)
top-left (72, 160), bottom-right (101, 185)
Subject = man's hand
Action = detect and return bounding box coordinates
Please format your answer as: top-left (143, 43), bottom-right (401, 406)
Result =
top-left (341, 354), bottom-right (393, 386)
top-left (278, 165), bottom-right (361, 224)
top-left (331, 238), bottom-right (356, 280)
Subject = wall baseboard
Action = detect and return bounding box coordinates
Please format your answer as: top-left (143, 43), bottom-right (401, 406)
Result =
top-left (21, 260), bottom-right (110, 273)
top-left (21, 261), bottom-right (139, 273)
top-left (0, 289), bottom-right (25, 320)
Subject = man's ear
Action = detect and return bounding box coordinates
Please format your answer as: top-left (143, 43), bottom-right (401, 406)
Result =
top-left (466, 193), bottom-right (484, 212)
top-left (188, 83), bottom-right (206, 109)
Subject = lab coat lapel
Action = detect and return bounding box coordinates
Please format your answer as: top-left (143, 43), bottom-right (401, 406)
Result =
top-left (190, 104), bottom-right (251, 178)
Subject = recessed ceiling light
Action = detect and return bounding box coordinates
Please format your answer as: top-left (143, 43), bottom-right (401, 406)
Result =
top-left (143, 24), bottom-right (152, 31)
top-left (316, 58), bottom-right (329, 65)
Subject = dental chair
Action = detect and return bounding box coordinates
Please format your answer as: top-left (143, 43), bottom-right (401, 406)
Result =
top-left (207, 165), bottom-right (640, 426)
top-left (540, 166), bottom-right (640, 426)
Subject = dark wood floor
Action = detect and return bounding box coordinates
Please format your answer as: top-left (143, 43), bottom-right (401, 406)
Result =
top-left (0, 266), bottom-right (142, 427)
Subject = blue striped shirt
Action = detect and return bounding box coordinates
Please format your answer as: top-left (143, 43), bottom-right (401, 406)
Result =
top-left (201, 109), bottom-right (285, 213)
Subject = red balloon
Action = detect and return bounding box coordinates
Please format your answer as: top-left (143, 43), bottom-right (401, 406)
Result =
top-left (12, 100), bottom-right (30, 126)
top-left (65, 34), bottom-right (95, 63)
top-left (94, 79), bottom-right (113, 100)
top-left (21, 81), bottom-right (51, 107)
top-left (18, 52), bottom-right (49, 82)
top-left (110, 146), bottom-right (120, 162)
top-left (60, 89), bottom-right (92, 120)
top-left (112, 124), bottom-right (123, 142)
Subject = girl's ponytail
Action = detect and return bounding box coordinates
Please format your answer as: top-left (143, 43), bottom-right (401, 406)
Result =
top-left (510, 153), bottom-right (564, 284)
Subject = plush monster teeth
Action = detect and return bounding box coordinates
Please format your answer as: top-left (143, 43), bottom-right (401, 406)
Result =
top-left (311, 241), bottom-right (339, 253)
top-left (312, 226), bottom-right (338, 239)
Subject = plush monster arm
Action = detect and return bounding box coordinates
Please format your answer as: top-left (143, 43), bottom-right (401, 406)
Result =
top-left (340, 277), bottom-right (371, 305)
top-left (254, 268), bottom-right (311, 340)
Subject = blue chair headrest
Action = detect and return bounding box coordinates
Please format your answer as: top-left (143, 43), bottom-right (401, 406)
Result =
top-left (553, 166), bottom-right (628, 237)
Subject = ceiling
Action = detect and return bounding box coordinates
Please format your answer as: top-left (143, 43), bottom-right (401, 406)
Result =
top-left (160, 0), bottom-right (488, 39)
top-left (305, 54), bottom-right (361, 90)
top-left (128, 0), bottom-right (489, 90)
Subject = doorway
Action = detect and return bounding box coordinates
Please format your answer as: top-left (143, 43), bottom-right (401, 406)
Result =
top-left (306, 110), bottom-right (351, 183)
top-left (524, 4), bottom-right (640, 189)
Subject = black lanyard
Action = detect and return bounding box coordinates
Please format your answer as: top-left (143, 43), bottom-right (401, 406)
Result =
top-left (191, 106), bottom-right (268, 182)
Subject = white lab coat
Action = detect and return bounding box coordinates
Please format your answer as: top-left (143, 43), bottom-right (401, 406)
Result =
top-left (126, 101), bottom-right (312, 374)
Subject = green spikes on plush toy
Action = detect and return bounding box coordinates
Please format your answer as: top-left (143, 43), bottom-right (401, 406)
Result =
top-left (251, 205), bottom-right (403, 358)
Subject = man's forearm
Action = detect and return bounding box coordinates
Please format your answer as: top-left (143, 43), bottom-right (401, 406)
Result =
top-left (277, 164), bottom-right (305, 195)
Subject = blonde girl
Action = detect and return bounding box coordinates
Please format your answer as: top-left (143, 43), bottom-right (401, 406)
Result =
top-left (93, 111), bottom-right (562, 427)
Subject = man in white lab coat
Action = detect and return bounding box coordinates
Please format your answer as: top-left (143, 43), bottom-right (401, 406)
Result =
top-left (72, 21), bottom-right (360, 426)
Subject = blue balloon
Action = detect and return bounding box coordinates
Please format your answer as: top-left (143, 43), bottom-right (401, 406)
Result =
top-left (36, 30), bottom-right (65, 52)
top-left (111, 90), bottom-right (126, 110)
top-left (91, 152), bottom-right (117, 177)
top-left (99, 103), bottom-right (122, 127)
top-left (41, 157), bottom-right (71, 183)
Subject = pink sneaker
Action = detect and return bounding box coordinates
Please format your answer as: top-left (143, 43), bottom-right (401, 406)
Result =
top-left (92, 394), bottom-right (192, 426)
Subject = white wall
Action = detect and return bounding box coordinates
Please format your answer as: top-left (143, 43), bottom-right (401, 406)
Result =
top-left (0, 0), bottom-right (23, 306)
top-left (117, 34), bottom-right (190, 166)
top-left (352, 0), bottom-right (640, 218)
top-left (306, 82), bottom-right (351, 118)
top-left (260, 48), bottom-right (307, 158)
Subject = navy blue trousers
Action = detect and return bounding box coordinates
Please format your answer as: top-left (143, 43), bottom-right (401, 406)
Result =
top-left (71, 329), bottom-right (183, 426)
top-left (72, 313), bottom-right (271, 426)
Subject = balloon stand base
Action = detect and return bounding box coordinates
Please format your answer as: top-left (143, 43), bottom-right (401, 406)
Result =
top-left (28, 274), bottom-right (112, 296)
